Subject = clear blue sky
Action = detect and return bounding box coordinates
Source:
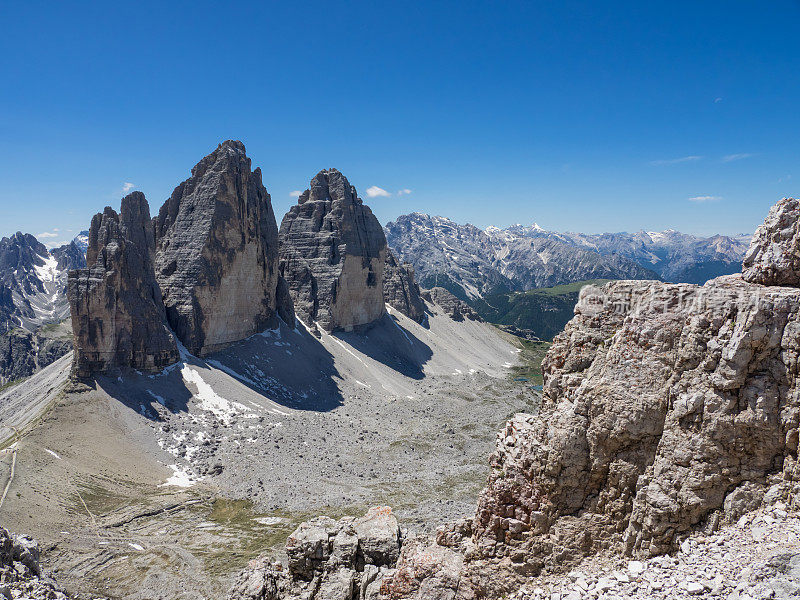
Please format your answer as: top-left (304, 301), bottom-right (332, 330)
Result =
top-left (1, 1), bottom-right (798, 246)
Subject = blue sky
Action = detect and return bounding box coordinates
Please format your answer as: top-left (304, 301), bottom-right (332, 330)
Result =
top-left (1, 1), bottom-right (798, 245)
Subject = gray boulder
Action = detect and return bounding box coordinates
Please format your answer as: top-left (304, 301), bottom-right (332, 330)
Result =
top-left (228, 508), bottom-right (401, 600)
top-left (279, 169), bottom-right (387, 333)
top-left (154, 140), bottom-right (282, 355)
top-left (743, 197), bottom-right (800, 286)
top-left (68, 192), bottom-right (178, 377)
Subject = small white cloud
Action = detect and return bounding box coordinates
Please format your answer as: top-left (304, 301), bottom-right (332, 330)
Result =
top-left (289, 190), bottom-right (303, 198)
top-left (37, 231), bottom-right (58, 238)
top-left (650, 156), bottom-right (703, 166)
top-left (122, 182), bottom-right (135, 193)
top-left (688, 195), bottom-right (723, 203)
top-left (366, 186), bottom-right (390, 198)
top-left (721, 153), bottom-right (756, 162)
top-left (397, 188), bottom-right (412, 196)
top-left (714, 97), bottom-right (722, 103)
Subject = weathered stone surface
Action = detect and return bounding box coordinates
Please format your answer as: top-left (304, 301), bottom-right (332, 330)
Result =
top-left (279, 169), bottom-right (387, 332)
top-left (383, 251), bottom-right (426, 324)
top-left (228, 508), bottom-right (400, 600)
top-left (466, 275), bottom-right (800, 593)
top-left (154, 140), bottom-right (281, 355)
top-left (68, 192), bottom-right (178, 377)
top-left (0, 527), bottom-right (76, 599)
top-left (380, 536), bottom-right (466, 600)
top-left (743, 198), bottom-right (800, 286)
top-left (421, 288), bottom-right (481, 322)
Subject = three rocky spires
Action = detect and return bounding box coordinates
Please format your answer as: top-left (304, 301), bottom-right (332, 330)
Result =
top-left (68, 140), bottom-right (426, 377)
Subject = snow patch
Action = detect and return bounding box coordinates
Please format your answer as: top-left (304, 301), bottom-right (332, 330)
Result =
top-left (160, 464), bottom-right (197, 488)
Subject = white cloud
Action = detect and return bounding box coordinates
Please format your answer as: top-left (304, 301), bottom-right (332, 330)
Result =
top-left (714, 97), bottom-right (722, 103)
top-left (366, 186), bottom-right (390, 198)
top-left (650, 156), bottom-right (703, 166)
top-left (289, 190), bottom-right (302, 197)
top-left (122, 182), bottom-right (135, 193)
top-left (37, 231), bottom-right (59, 238)
top-left (688, 195), bottom-right (722, 203)
top-left (721, 153), bottom-right (756, 162)
top-left (397, 188), bottom-right (412, 196)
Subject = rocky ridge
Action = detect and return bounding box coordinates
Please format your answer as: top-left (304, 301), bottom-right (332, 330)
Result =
top-left (383, 251), bottom-right (426, 324)
top-left (507, 224), bottom-right (752, 285)
top-left (154, 140), bottom-right (283, 356)
top-left (68, 191), bottom-right (178, 377)
top-left (0, 232), bottom-right (85, 335)
top-left (385, 213), bottom-right (660, 300)
top-left (279, 169), bottom-right (388, 332)
top-left (422, 287), bottom-right (481, 322)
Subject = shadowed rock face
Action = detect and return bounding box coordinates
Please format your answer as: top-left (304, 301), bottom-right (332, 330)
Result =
top-left (154, 140), bottom-right (282, 355)
top-left (68, 192), bottom-right (178, 378)
top-left (743, 197), bottom-right (800, 286)
top-left (383, 251), bottom-right (426, 323)
top-left (279, 169), bottom-right (387, 332)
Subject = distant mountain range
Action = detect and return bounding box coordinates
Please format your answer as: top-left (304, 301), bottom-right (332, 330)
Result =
top-left (0, 230), bottom-right (87, 334)
top-left (385, 213), bottom-right (752, 299)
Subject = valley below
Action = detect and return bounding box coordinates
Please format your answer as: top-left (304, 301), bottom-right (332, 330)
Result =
top-left (0, 305), bottom-right (535, 599)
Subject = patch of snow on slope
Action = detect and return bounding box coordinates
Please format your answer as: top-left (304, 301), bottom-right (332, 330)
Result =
top-left (159, 464), bottom-right (197, 488)
top-left (180, 366), bottom-right (249, 423)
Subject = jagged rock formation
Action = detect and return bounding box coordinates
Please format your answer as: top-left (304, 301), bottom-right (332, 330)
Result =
top-left (385, 214), bottom-right (659, 300)
top-left (279, 169), bottom-right (387, 332)
top-left (227, 507), bottom-right (401, 600)
top-left (422, 287), bottom-right (481, 322)
top-left (383, 251), bottom-right (426, 323)
top-left (742, 197), bottom-right (800, 286)
top-left (0, 527), bottom-right (76, 599)
top-left (381, 198), bottom-right (800, 598)
top-left (68, 192), bottom-right (178, 377)
top-left (0, 324), bottom-right (71, 385)
top-left (154, 140), bottom-right (282, 355)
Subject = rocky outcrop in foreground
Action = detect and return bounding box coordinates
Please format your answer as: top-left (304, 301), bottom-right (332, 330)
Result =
top-left (227, 507), bottom-right (401, 600)
top-left (68, 192), bottom-right (178, 377)
top-left (742, 197), bottom-right (800, 286)
top-left (154, 140), bottom-right (283, 355)
top-left (377, 198), bottom-right (800, 598)
top-left (508, 487), bottom-right (800, 600)
top-left (383, 251), bottom-right (426, 324)
top-left (279, 169), bottom-right (387, 332)
top-left (0, 527), bottom-right (74, 599)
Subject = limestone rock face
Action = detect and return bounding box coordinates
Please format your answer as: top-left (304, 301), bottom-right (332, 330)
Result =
top-left (279, 169), bottom-right (387, 332)
top-left (154, 140), bottom-right (281, 355)
top-left (383, 251), bottom-right (426, 323)
top-left (227, 507), bottom-right (401, 600)
top-left (466, 276), bottom-right (800, 593)
top-left (421, 287), bottom-right (481, 322)
top-left (742, 197), bottom-right (800, 286)
top-left (68, 192), bottom-right (178, 378)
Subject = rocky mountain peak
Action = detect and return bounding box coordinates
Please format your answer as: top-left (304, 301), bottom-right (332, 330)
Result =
top-left (68, 191), bottom-right (178, 377)
top-left (279, 169), bottom-right (387, 332)
top-left (154, 141), bottom-right (281, 356)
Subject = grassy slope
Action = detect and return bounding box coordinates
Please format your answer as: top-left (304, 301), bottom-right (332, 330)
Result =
top-left (471, 279), bottom-right (612, 342)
